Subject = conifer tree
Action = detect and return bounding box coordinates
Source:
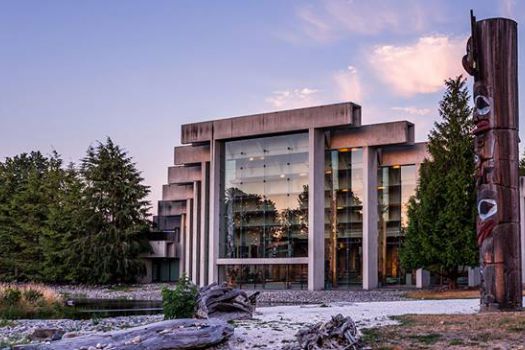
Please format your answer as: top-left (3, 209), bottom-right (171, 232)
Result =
top-left (399, 76), bottom-right (478, 288)
top-left (75, 138), bottom-right (151, 283)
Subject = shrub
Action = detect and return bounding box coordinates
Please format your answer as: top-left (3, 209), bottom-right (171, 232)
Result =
top-left (1, 288), bottom-right (21, 305)
top-left (23, 289), bottom-right (44, 305)
top-left (162, 275), bottom-right (198, 319)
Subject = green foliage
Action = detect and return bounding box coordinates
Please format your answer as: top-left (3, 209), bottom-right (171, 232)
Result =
top-left (400, 76), bottom-right (478, 288)
top-left (0, 138), bottom-right (151, 284)
top-left (162, 275), bottom-right (198, 319)
top-left (519, 150), bottom-right (525, 177)
top-left (22, 289), bottom-right (43, 305)
top-left (2, 288), bottom-right (21, 304)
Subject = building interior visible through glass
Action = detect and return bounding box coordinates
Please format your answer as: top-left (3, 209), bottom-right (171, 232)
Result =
top-left (378, 164), bottom-right (416, 286)
top-left (219, 132), bottom-right (416, 289)
top-left (220, 133), bottom-right (309, 289)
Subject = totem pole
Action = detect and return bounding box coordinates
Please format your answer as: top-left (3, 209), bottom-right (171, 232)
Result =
top-left (462, 11), bottom-right (522, 311)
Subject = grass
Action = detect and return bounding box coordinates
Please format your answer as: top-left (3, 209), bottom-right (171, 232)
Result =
top-left (405, 288), bottom-right (525, 300)
top-left (0, 283), bottom-right (65, 319)
top-left (360, 312), bottom-right (525, 349)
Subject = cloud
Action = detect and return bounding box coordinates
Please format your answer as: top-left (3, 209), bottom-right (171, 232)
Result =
top-left (333, 65), bottom-right (363, 103)
top-left (265, 88), bottom-right (320, 109)
top-left (500, 0), bottom-right (516, 18)
top-left (368, 35), bottom-right (466, 97)
top-left (291, 0), bottom-right (440, 43)
top-left (391, 106), bottom-right (432, 116)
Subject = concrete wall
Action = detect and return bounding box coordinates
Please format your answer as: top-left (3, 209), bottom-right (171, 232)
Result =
top-left (330, 121), bottom-right (414, 149)
top-left (168, 165), bottom-right (202, 184)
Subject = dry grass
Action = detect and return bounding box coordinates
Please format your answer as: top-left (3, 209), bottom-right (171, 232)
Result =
top-left (0, 283), bottom-right (63, 305)
top-left (405, 288), bottom-right (525, 300)
top-left (361, 312), bottom-right (525, 349)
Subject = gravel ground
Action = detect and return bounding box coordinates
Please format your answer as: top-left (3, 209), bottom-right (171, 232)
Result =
top-left (0, 315), bottom-right (163, 348)
top-left (55, 284), bottom-right (409, 304)
top-left (1, 298), bottom-right (498, 349)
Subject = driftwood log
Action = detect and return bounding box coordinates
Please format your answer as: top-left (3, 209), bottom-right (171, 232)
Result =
top-left (14, 319), bottom-right (233, 350)
top-left (284, 314), bottom-right (360, 350)
top-left (195, 282), bottom-right (259, 321)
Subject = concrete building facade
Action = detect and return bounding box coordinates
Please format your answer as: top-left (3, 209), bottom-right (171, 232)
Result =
top-left (146, 102), bottom-right (443, 290)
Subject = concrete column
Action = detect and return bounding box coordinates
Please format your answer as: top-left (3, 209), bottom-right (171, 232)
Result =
top-left (362, 146), bottom-right (378, 290)
top-left (208, 140), bottom-right (222, 283)
top-left (185, 199), bottom-right (193, 280)
top-left (191, 182), bottom-right (201, 285)
top-left (416, 268), bottom-right (430, 288)
top-left (199, 162), bottom-right (210, 286)
top-left (308, 128), bottom-right (325, 290)
top-left (468, 266), bottom-right (481, 287)
top-left (179, 213), bottom-right (186, 277)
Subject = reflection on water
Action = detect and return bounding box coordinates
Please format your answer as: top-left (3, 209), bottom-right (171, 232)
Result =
top-left (66, 299), bottom-right (162, 319)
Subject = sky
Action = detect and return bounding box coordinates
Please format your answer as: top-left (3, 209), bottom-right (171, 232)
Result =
top-left (1, 0), bottom-right (524, 216)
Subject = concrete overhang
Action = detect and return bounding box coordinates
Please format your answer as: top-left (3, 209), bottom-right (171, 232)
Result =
top-left (168, 165), bottom-right (202, 185)
top-left (158, 200), bottom-right (187, 216)
top-left (329, 121), bottom-right (415, 149)
top-left (162, 184), bottom-right (194, 201)
top-left (174, 145), bottom-right (210, 165)
top-left (380, 142), bottom-right (428, 166)
top-left (181, 102), bottom-right (361, 144)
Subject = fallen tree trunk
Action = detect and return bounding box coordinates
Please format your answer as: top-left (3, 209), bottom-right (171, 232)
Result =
top-left (195, 282), bottom-right (259, 321)
top-left (14, 319), bottom-right (233, 350)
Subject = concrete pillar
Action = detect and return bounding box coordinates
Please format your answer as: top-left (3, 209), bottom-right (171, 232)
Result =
top-left (185, 199), bottom-right (193, 279)
top-left (468, 266), bottom-right (481, 287)
top-left (208, 140), bottom-right (223, 283)
top-left (362, 146), bottom-right (378, 290)
top-left (199, 162), bottom-right (210, 286)
top-left (416, 268), bottom-right (430, 288)
top-left (180, 213), bottom-right (186, 277)
top-left (191, 182), bottom-right (201, 285)
top-left (308, 128), bottom-right (325, 290)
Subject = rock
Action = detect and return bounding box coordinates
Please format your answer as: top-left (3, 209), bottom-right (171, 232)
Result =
top-left (14, 319), bottom-right (233, 350)
top-left (196, 283), bottom-right (259, 321)
top-left (29, 328), bottom-right (65, 341)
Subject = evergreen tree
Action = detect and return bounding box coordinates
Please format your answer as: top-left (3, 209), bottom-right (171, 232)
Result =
top-left (0, 152), bottom-right (63, 281)
top-left (399, 76), bottom-right (478, 288)
top-left (519, 150), bottom-right (525, 176)
top-left (75, 138), bottom-right (151, 283)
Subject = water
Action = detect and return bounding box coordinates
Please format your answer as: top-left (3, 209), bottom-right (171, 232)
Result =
top-left (66, 299), bottom-right (163, 319)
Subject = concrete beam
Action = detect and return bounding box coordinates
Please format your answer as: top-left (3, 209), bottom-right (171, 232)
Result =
top-left (199, 162), bottom-right (210, 286)
top-left (174, 145), bottom-right (210, 165)
top-left (181, 102), bottom-right (361, 144)
top-left (158, 200), bottom-right (186, 216)
top-left (216, 258), bottom-right (309, 265)
top-left (208, 140), bottom-right (223, 283)
top-left (168, 165), bottom-right (202, 185)
top-left (330, 121), bottom-right (414, 149)
top-left (308, 128), bottom-right (325, 291)
top-left (362, 146), bottom-right (379, 290)
top-left (162, 184), bottom-right (194, 201)
top-left (380, 142), bottom-right (428, 167)
top-left (191, 182), bottom-right (200, 285)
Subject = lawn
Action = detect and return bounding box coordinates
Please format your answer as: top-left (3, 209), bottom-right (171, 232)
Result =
top-left (361, 312), bottom-right (525, 349)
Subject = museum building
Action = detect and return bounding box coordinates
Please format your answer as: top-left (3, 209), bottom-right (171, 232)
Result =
top-left (144, 102), bottom-right (432, 290)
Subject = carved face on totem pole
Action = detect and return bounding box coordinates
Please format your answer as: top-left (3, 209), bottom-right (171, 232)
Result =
top-left (462, 15), bottom-right (519, 247)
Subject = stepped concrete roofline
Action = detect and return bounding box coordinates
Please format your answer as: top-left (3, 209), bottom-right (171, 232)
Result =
top-left (181, 102), bottom-right (361, 144)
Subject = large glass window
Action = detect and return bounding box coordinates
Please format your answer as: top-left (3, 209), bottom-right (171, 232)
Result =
top-left (325, 148), bottom-right (363, 288)
top-left (220, 133), bottom-right (309, 259)
top-left (219, 264), bottom-right (308, 289)
top-left (377, 164), bottom-right (417, 285)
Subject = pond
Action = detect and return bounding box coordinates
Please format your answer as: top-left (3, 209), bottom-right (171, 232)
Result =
top-left (66, 299), bottom-right (163, 319)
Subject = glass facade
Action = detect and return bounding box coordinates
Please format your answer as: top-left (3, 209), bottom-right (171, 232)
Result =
top-left (220, 133), bottom-right (309, 259)
top-left (219, 264), bottom-right (308, 289)
top-left (325, 148), bottom-right (364, 288)
top-left (377, 164), bottom-right (417, 285)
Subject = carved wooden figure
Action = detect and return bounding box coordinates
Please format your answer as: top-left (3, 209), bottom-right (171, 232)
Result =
top-left (462, 11), bottom-right (522, 311)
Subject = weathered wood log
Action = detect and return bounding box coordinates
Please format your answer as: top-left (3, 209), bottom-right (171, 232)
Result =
top-left (283, 314), bottom-right (360, 350)
top-left (14, 319), bottom-right (233, 350)
top-left (462, 11), bottom-right (522, 311)
top-left (195, 283), bottom-right (258, 321)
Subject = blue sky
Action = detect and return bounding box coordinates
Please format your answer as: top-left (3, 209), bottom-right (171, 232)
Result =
top-left (1, 0), bottom-right (524, 215)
